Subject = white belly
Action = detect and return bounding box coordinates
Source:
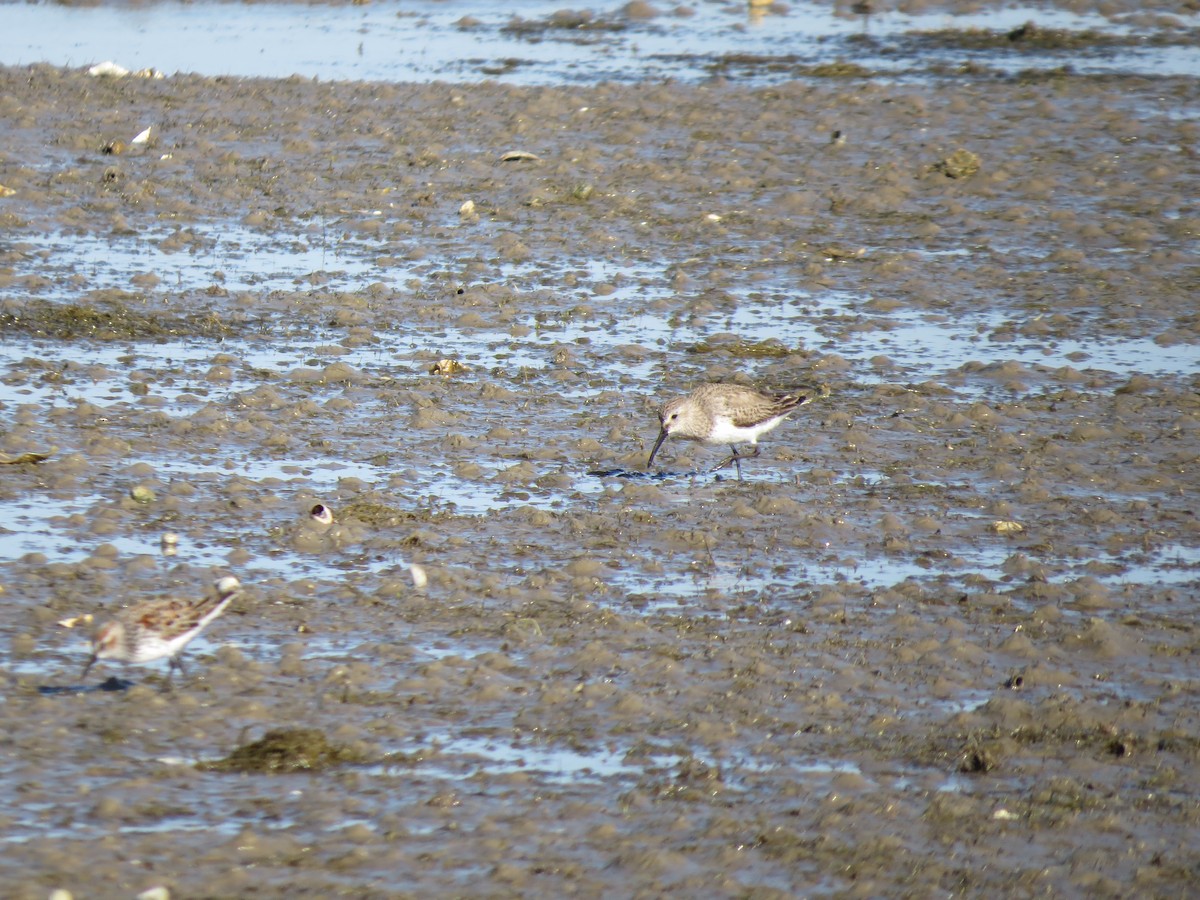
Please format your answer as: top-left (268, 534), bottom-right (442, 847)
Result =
top-left (707, 414), bottom-right (784, 445)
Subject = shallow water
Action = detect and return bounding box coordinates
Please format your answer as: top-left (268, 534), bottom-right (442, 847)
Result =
top-left (9, 225), bottom-right (1196, 389)
top-left (3, 0), bottom-right (1198, 82)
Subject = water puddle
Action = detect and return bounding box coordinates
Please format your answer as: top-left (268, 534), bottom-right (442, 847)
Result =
top-left (605, 507), bottom-right (1199, 617)
top-left (387, 735), bottom-right (663, 783)
top-left (1, 0), bottom-right (1195, 83)
top-left (921, 690), bottom-right (994, 715)
top-left (377, 733), bottom-right (869, 794)
top-left (6, 227), bottom-right (1196, 400)
top-left (1114, 543), bottom-right (1200, 587)
top-left (287, 634), bottom-right (487, 665)
top-left (7, 223), bottom-right (409, 299)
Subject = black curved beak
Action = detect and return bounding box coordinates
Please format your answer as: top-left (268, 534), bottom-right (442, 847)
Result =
top-left (647, 428), bottom-right (669, 469)
top-left (81, 653), bottom-right (97, 680)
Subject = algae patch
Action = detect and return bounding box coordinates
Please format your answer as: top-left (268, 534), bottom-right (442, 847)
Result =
top-left (702, 55), bottom-right (875, 78)
top-left (340, 499), bottom-right (422, 527)
top-left (686, 338), bottom-right (796, 358)
top-left (930, 149), bottom-right (981, 180)
top-left (909, 23), bottom-right (1149, 53)
top-left (201, 728), bottom-right (366, 774)
top-left (0, 299), bottom-right (233, 340)
top-left (0, 449), bottom-right (55, 465)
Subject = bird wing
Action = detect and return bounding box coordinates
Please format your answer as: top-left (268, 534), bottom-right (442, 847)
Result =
top-left (133, 591), bottom-right (231, 637)
top-left (704, 386), bottom-right (762, 423)
top-left (724, 391), bottom-right (809, 428)
top-left (133, 596), bottom-right (201, 634)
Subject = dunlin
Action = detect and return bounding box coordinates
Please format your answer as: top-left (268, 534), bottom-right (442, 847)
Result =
top-left (648, 383), bottom-right (814, 480)
top-left (82, 575), bottom-right (242, 686)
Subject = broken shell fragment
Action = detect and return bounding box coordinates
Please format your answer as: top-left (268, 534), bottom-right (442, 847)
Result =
top-left (430, 358), bottom-right (469, 376)
top-left (991, 520), bottom-right (1024, 535)
top-left (822, 245), bottom-right (866, 260)
top-left (130, 484), bottom-right (157, 503)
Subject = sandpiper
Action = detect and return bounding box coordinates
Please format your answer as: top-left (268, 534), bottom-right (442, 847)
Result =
top-left (647, 383), bottom-right (814, 480)
top-left (82, 575), bottom-right (242, 686)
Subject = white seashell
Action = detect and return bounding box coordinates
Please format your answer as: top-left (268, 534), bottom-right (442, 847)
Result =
top-left (132, 126), bottom-right (153, 145)
top-left (499, 150), bottom-right (540, 162)
top-left (410, 564), bottom-right (428, 589)
top-left (88, 61), bottom-right (130, 78)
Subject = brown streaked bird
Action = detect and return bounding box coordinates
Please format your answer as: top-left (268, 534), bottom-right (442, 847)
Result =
top-left (82, 576), bottom-right (242, 686)
top-left (647, 383), bottom-right (814, 480)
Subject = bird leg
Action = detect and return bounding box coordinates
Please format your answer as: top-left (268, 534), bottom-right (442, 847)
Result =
top-left (164, 654), bottom-right (189, 690)
top-left (712, 444), bottom-right (760, 481)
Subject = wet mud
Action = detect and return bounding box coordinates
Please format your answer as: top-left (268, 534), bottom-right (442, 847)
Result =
top-left (0, 28), bottom-right (1198, 900)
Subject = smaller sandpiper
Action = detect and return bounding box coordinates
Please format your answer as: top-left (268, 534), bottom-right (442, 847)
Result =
top-left (82, 575), bottom-right (242, 687)
top-left (647, 383), bottom-right (815, 480)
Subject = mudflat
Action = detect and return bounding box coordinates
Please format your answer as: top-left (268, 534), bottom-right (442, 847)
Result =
top-left (0, 51), bottom-right (1197, 899)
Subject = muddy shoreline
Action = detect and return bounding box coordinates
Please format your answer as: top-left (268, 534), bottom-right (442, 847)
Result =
top-left (0, 52), bottom-right (1198, 899)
